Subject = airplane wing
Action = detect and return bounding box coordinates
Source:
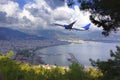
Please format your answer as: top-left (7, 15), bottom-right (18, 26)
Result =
top-left (54, 23), bottom-right (64, 27)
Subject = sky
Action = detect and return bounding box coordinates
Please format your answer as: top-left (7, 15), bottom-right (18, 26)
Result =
top-left (0, 0), bottom-right (99, 30)
top-left (13, 0), bottom-right (28, 9)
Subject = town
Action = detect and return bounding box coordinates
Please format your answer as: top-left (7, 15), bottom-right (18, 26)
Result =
top-left (0, 39), bottom-right (69, 64)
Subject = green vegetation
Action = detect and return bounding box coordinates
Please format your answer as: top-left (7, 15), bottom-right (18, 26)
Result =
top-left (1, 46), bottom-right (120, 80)
top-left (0, 51), bottom-right (101, 80)
top-left (90, 46), bottom-right (120, 80)
top-left (66, 62), bottom-right (90, 80)
top-left (17, 50), bottom-right (31, 57)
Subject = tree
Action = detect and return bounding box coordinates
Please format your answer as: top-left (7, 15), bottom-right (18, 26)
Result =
top-left (78, 0), bottom-right (120, 36)
top-left (90, 46), bottom-right (120, 80)
top-left (6, 50), bottom-right (14, 58)
top-left (0, 51), bottom-right (21, 80)
top-left (67, 0), bottom-right (75, 8)
top-left (66, 62), bottom-right (90, 80)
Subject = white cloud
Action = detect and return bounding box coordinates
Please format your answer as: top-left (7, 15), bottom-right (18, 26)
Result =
top-left (0, 0), bottom-right (100, 30)
top-left (0, 1), bottom-right (19, 16)
top-left (19, 9), bottom-right (36, 22)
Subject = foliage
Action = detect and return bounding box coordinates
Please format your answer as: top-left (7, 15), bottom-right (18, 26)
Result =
top-left (90, 46), bottom-right (120, 80)
top-left (86, 67), bottom-right (103, 80)
top-left (0, 51), bottom-right (103, 80)
top-left (66, 0), bottom-right (75, 8)
top-left (6, 50), bottom-right (14, 58)
top-left (17, 50), bottom-right (31, 57)
top-left (0, 52), bottom-right (21, 80)
top-left (78, 0), bottom-right (120, 36)
top-left (65, 62), bottom-right (91, 80)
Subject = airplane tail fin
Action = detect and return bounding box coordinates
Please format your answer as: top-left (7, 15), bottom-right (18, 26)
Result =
top-left (82, 23), bottom-right (91, 30)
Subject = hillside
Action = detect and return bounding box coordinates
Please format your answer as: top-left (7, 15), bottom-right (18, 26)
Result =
top-left (0, 52), bottom-right (102, 80)
top-left (0, 27), bottom-right (45, 40)
top-left (2, 27), bottom-right (120, 42)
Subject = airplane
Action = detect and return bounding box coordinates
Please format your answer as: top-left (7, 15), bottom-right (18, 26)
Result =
top-left (54, 21), bottom-right (91, 31)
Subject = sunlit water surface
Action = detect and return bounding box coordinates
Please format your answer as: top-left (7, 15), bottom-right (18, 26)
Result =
top-left (35, 42), bottom-right (120, 66)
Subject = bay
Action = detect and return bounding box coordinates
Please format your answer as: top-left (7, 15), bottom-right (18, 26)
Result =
top-left (35, 42), bottom-right (120, 66)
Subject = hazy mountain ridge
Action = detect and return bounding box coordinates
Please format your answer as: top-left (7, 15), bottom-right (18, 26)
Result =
top-left (0, 27), bottom-right (120, 42)
top-left (20, 28), bottom-right (120, 42)
top-left (19, 29), bottom-right (76, 39)
top-left (73, 31), bottom-right (120, 42)
top-left (0, 27), bottom-right (45, 40)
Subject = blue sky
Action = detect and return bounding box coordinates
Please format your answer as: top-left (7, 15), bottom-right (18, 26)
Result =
top-left (14, 0), bottom-right (26, 9)
top-left (13, 0), bottom-right (35, 9)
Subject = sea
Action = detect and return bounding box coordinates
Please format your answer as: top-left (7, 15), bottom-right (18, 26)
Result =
top-left (34, 41), bottom-right (120, 67)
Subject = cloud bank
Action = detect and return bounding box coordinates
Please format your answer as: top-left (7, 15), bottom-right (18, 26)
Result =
top-left (0, 0), bottom-right (98, 30)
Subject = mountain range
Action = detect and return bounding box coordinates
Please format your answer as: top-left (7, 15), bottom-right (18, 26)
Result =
top-left (0, 27), bottom-right (45, 40)
top-left (0, 27), bottom-right (120, 42)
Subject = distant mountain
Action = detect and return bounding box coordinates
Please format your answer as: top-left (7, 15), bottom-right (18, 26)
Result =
top-left (34, 30), bottom-right (69, 39)
top-left (0, 27), bottom-right (45, 40)
top-left (20, 29), bottom-right (76, 39)
top-left (73, 30), bottom-right (120, 42)
top-left (18, 28), bottom-right (120, 42)
top-left (36, 30), bottom-right (120, 42)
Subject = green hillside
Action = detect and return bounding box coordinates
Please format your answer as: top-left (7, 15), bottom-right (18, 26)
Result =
top-left (0, 51), bottom-right (102, 80)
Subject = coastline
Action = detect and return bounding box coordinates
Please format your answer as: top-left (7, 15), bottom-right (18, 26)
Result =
top-left (11, 40), bottom-right (70, 65)
top-left (30, 41), bottom-right (71, 65)
top-left (31, 40), bottom-right (100, 65)
top-left (15, 39), bottom-right (119, 66)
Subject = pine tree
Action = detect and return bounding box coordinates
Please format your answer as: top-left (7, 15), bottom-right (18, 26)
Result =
top-left (78, 0), bottom-right (120, 36)
top-left (90, 46), bottom-right (120, 80)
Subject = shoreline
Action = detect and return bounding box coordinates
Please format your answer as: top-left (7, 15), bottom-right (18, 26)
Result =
top-left (31, 41), bottom-right (71, 65)
top-left (15, 39), bottom-right (120, 66)
top-left (12, 40), bottom-right (70, 65)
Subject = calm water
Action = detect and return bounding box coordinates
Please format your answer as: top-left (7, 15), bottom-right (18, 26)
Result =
top-left (35, 42), bottom-right (120, 66)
